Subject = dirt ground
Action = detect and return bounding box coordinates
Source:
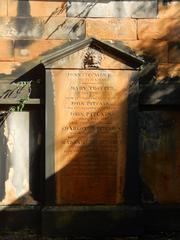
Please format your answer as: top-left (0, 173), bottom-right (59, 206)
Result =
top-left (0, 233), bottom-right (180, 240)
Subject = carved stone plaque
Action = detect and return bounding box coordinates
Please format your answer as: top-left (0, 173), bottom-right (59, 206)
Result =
top-left (54, 69), bottom-right (133, 204)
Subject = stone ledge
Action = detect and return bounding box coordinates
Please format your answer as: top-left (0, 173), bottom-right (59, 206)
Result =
top-left (0, 206), bottom-right (41, 234)
top-left (0, 205), bottom-right (180, 237)
top-left (42, 206), bottom-right (143, 237)
top-left (143, 205), bottom-right (180, 233)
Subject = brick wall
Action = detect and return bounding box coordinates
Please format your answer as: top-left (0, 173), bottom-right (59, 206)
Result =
top-left (0, 0), bottom-right (179, 78)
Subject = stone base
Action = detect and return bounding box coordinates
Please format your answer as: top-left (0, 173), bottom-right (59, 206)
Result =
top-left (0, 205), bottom-right (180, 237)
top-left (143, 204), bottom-right (180, 233)
top-left (0, 206), bottom-right (41, 234)
top-left (41, 206), bottom-right (143, 237)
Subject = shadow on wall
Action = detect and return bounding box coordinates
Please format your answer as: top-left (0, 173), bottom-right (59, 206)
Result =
top-left (0, 0), bottom-right (179, 207)
top-left (14, 0), bottom-right (34, 47)
top-left (139, 110), bottom-right (180, 203)
top-left (0, 67), bottom-right (140, 206)
top-left (0, 60), bottom-right (179, 237)
top-left (1, 1), bottom-right (179, 54)
top-left (0, 75), bottom-right (139, 240)
top-left (0, 61), bottom-right (179, 206)
top-left (4, 0), bottom-right (179, 75)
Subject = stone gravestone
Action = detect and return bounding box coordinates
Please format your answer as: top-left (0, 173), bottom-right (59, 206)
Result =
top-left (45, 38), bottom-right (144, 205)
top-left (0, 70), bottom-right (44, 206)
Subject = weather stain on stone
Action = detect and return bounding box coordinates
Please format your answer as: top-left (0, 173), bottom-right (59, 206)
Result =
top-left (83, 45), bottom-right (102, 69)
top-left (13, 0), bottom-right (43, 47)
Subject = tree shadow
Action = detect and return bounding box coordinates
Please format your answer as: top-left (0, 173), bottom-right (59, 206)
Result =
top-left (0, 62), bottom-right (179, 235)
top-left (0, 0), bottom-right (179, 233)
top-left (0, 66), bottom-right (141, 237)
top-left (0, 59), bottom-right (179, 237)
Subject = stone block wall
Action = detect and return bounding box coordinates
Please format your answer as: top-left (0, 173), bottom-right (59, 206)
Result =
top-left (0, 0), bottom-right (179, 78)
top-left (0, 0), bottom-right (180, 239)
top-left (0, 0), bottom-right (180, 205)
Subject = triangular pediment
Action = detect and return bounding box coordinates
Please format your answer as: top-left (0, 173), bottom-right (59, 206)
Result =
top-left (0, 38), bottom-right (145, 84)
top-left (41, 38), bottom-right (144, 69)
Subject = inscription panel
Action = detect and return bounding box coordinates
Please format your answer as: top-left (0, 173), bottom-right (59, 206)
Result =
top-left (54, 69), bottom-right (133, 204)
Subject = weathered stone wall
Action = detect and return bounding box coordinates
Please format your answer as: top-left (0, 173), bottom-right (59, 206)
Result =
top-left (0, 0), bottom-right (180, 239)
top-left (0, 0), bottom-right (179, 77)
top-left (0, 0), bottom-right (179, 205)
